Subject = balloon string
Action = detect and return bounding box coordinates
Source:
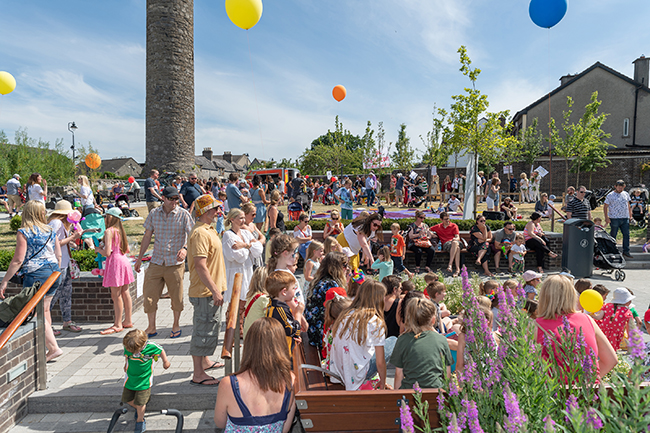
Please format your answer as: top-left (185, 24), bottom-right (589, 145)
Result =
top-left (547, 28), bottom-right (552, 194)
top-left (247, 30), bottom-right (264, 160)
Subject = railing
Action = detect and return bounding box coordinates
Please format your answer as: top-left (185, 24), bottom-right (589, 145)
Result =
top-left (221, 273), bottom-right (242, 374)
top-left (0, 271), bottom-right (60, 390)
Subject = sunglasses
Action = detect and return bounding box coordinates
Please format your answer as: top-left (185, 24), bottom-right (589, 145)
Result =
top-left (166, 196), bottom-right (179, 201)
top-left (291, 247), bottom-right (299, 257)
top-left (332, 217), bottom-right (339, 220)
top-left (478, 220), bottom-right (486, 223)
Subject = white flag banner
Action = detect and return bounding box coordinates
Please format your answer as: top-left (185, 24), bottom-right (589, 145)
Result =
top-left (535, 166), bottom-right (549, 178)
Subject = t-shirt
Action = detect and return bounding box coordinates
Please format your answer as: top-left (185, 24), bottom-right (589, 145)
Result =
top-left (266, 298), bottom-right (301, 356)
top-left (226, 183), bottom-right (243, 209)
top-left (396, 176), bottom-right (405, 190)
top-left (604, 191), bottom-right (631, 219)
top-left (6, 178), bottom-right (20, 196)
top-left (336, 187), bottom-right (354, 210)
top-left (79, 185), bottom-right (94, 207)
top-left (48, 219), bottom-right (70, 269)
top-left (28, 184), bottom-right (44, 203)
top-left (431, 222), bottom-right (459, 244)
top-left (448, 198), bottom-right (461, 212)
top-left (330, 313), bottom-right (385, 390)
top-left (524, 284), bottom-right (537, 298)
top-left (566, 197), bottom-right (590, 219)
top-left (645, 308), bottom-right (650, 326)
top-left (124, 341), bottom-right (163, 391)
top-left (144, 177), bottom-right (159, 202)
top-left (511, 243), bottom-right (526, 261)
top-left (371, 259), bottom-right (393, 282)
top-left (188, 222), bottom-right (227, 298)
top-left (391, 234), bottom-right (405, 257)
top-left (291, 177), bottom-right (304, 197)
top-left (390, 330), bottom-right (452, 390)
top-left (180, 182), bottom-right (203, 208)
top-left (493, 228), bottom-right (516, 245)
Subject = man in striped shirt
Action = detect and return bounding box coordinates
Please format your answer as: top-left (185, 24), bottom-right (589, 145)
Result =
top-left (135, 186), bottom-right (194, 338)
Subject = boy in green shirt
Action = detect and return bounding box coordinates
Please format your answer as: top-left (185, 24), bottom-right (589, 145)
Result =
top-left (123, 329), bottom-right (171, 433)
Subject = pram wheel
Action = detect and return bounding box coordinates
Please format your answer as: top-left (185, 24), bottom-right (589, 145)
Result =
top-left (615, 269), bottom-right (625, 281)
top-left (131, 210), bottom-right (139, 217)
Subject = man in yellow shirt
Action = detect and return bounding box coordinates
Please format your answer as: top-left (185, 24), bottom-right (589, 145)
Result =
top-left (188, 194), bottom-right (227, 386)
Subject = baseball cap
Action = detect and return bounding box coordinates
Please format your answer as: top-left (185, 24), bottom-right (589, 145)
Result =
top-left (194, 194), bottom-right (223, 217)
top-left (105, 207), bottom-right (123, 218)
top-left (522, 270), bottom-right (543, 282)
top-left (162, 186), bottom-right (179, 198)
top-left (13, 174), bottom-right (20, 179)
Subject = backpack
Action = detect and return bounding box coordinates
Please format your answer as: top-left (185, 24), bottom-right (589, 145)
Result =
top-left (0, 282), bottom-right (40, 327)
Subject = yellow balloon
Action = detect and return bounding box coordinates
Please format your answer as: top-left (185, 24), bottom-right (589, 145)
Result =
top-left (579, 289), bottom-right (604, 313)
top-left (0, 71), bottom-right (16, 95)
top-left (225, 0), bottom-right (263, 30)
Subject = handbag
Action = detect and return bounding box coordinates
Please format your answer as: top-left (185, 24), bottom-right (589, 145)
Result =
top-left (67, 243), bottom-right (81, 279)
top-left (414, 237), bottom-right (432, 249)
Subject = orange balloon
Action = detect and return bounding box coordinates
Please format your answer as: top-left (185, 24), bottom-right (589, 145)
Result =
top-left (332, 85), bottom-right (346, 102)
top-left (85, 153), bottom-right (101, 170)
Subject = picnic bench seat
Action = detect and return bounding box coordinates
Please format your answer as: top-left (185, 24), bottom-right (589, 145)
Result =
top-left (293, 338), bottom-right (442, 432)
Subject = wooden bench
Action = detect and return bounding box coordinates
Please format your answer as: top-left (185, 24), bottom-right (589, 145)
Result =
top-left (293, 340), bottom-right (441, 432)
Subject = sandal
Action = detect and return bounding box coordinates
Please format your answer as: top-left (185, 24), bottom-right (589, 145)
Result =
top-left (63, 322), bottom-right (82, 333)
top-left (52, 327), bottom-right (61, 336)
top-left (100, 326), bottom-right (123, 335)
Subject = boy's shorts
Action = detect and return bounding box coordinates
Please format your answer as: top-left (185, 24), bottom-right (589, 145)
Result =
top-left (122, 387), bottom-right (151, 406)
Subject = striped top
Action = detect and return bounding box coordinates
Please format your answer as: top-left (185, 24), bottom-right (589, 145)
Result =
top-left (143, 205), bottom-right (194, 266)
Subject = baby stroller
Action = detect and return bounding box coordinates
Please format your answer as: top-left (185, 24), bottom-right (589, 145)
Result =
top-left (630, 186), bottom-right (648, 228)
top-left (407, 185), bottom-right (427, 208)
top-left (115, 193), bottom-right (139, 218)
top-left (593, 230), bottom-right (626, 281)
top-left (288, 201), bottom-right (304, 221)
top-left (296, 188), bottom-right (313, 214)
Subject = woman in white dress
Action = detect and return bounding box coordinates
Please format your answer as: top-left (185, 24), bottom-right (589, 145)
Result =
top-left (529, 171), bottom-right (541, 203)
top-left (222, 208), bottom-right (263, 310)
top-left (519, 173), bottom-right (529, 203)
top-left (27, 173), bottom-right (47, 204)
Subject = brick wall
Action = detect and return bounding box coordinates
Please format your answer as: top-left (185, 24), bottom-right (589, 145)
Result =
top-left (1, 275), bottom-right (143, 323)
top-left (0, 325), bottom-right (37, 433)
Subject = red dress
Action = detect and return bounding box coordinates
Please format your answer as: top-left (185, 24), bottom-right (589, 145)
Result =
top-left (596, 303), bottom-right (632, 351)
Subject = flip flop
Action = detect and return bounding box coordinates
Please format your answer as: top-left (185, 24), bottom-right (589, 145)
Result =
top-left (190, 377), bottom-right (220, 386)
top-left (206, 361), bottom-right (224, 370)
top-left (147, 332), bottom-right (158, 338)
top-left (100, 326), bottom-right (123, 335)
top-left (170, 330), bottom-right (182, 339)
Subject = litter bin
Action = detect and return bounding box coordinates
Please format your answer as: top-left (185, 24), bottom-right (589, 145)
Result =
top-left (562, 218), bottom-right (594, 278)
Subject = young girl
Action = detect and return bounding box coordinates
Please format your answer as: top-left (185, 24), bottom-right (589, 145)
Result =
top-left (303, 241), bottom-right (324, 292)
top-left (479, 280), bottom-right (500, 331)
top-left (321, 293), bottom-right (352, 368)
top-left (95, 208), bottom-right (134, 335)
top-left (510, 233), bottom-right (527, 274)
top-left (266, 234), bottom-right (307, 328)
top-left (382, 275), bottom-right (401, 338)
top-left (371, 246), bottom-right (394, 282)
top-left (396, 290), bottom-right (425, 335)
top-left (391, 297), bottom-right (453, 389)
top-left (519, 173), bottom-right (529, 203)
top-left (323, 236), bottom-right (343, 255)
top-left (596, 287), bottom-right (635, 351)
top-left (242, 267), bottom-right (269, 339)
top-left (329, 280), bottom-right (395, 390)
top-left (323, 210), bottom-right (344, 238)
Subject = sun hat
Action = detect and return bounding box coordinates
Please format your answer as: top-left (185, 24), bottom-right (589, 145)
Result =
top-left (50, 200), bottom-right (74, 216)
top-left (522, 270), bottom-right (543, 282)
top-left (611, 287), bottom-right (635, 305)
top-left (194, 194), bottom-right (223, 217)
top-left (105, 207), bottom-right (123, 218)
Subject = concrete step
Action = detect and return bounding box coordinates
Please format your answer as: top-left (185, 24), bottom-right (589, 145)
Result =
top-left (617, 261), bottom-right (650, 270)
top-left (10, 410), bottom-right (220, 433)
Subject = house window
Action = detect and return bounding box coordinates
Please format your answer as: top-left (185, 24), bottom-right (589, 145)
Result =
top-left (623, 118), bottom-right (630, 137)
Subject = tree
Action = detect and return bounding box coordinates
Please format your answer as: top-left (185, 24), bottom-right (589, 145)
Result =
top-left (518, 118), bottom-right (545, 170)
top-left (437, 46), bottom-right (514, 218)
top-left (421, 108), bottom-right (451, 170)
top-left (391, 123), bottom-right (416, 172)
top-left (299, 116), bottom-right (362, 175)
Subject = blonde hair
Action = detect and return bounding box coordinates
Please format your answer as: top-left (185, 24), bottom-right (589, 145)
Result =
top-left (502, 279), bottom-right (519, 293)
top-left (225, 208), bottom-right (244, 228)
top-left (105, 214), bottom-right (129, 255)
top-left (311, 252), bottom-right (348, 291)
top-left (405, 297), bottom-right (437, 335)
top-left (241, 202), bottom-right (256, 216)
top-left (78, 175), bottom-right (90, 188)
top-left (520, 173), bottom-right (528, 180)
top-left (306, 240), bottom-right (324, 261)
top-left (246, 267), bottom-right (268, 300)
top-left (537, 275), bottom-right (577, 320)
top-left (332, 279), bottom-right (386, 345)
top-left (390, 222), bottom-right (400, 231)
top-left (270, 190), bottom-right (281, 205)
top-left (477, 296), bottom-right (492, 310)
top-left (479, 280), bottom-right (499, 297)
top-left (330, 210), bottom-right (340, 220)
top-left (123, 329), bottom-right (147, 354)
top-left (323, 237), bottom-right (342, 255)
top-left (47, 212), bottom-right (71, 230)
top-left (21, 201), bottom-right (51, 235)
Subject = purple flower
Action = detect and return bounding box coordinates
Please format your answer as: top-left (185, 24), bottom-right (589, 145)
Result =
top-left (516, 283), bottom-right (526, 300)
top-left (449, 378), bottom-right (459, 397)
top-left (437, 391), bottom-right (445, 411)
top-left (583, 348), bottom-right (596, 378)
top-left (447, 413), bottom-right (462, 433)
top-left (543, 415), bottom-right (556, 432)
top-left (586, 408), bottom-right (603, 430)
top-left (628, 325), bottom-right (645, 362)
top-left (399, 400), bottom-right (415, 433)
top-left (561, 315), bottom-right (572, 335)
top-left (576, 329), bottom-right (586, 350)
top-left (413, 382), bottom-right (422, 394)
top-left (458, 400), bottom-right (469, 430)
top-left (565, 394), bottom-right (581, 424)
top-left (502, 385), bottom-right (528, 432)
top-left (464, 399), bottom-right (484, 433)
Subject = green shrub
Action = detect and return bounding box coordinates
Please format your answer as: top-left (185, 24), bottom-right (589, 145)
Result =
top-left (0, 250), bottom-right (14, 271)
top-left (71, 249), bottom-right (100, 271)
top-left (9, 215), bottom-right (21, 232)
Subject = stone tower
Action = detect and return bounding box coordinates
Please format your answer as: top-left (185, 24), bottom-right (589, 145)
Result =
top-left (145, 0), bottom-right (195, 174)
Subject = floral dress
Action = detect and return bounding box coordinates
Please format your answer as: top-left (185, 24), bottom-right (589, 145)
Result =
top-left (596, 304), bottom-right (632, 351)
top-left (304, 278), bottom-right (338, 350)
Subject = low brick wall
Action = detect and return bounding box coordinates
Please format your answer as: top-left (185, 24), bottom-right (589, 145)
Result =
top-left (0, 323), bottom-right (37, 433)
top-left (0, 273), bottom-right (143, 324)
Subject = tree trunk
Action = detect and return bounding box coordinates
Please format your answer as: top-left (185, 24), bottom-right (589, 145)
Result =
top-left (473, 152), bottom-right (478, 220)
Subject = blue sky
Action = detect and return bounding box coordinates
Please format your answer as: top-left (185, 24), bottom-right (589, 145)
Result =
top-left (1, 0), bottom-right (648, 164)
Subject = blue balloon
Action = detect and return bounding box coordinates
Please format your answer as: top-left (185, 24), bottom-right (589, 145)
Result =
top-left (529, 0), bottom-right (568, 29)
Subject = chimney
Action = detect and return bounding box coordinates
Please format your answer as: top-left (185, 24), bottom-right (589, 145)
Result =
top-left (560, 74), bottom-right (576, 86)
top-left (202, 147), bottom-right (213, 161)
top-left (633, 55), bottom-right (649, 86)
top-left (224, 151), bottom-right (232, 163)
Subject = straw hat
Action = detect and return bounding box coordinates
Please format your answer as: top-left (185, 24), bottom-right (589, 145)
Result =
top-left (50, 200), bottom-right (74, 216)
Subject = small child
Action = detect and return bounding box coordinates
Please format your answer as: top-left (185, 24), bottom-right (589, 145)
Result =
top-left (479, 280), bottom-right (500, 330)
top-left (522, 270), bottom-right (542, 301)
top-left (510, 234), bottom-right (527, 274)
top-left (423, 272), bottom-right (439, 285)
top-left (371, 245), bottom-right (394, 282)
top-left (216, 191), bottom-right (227, 234)
top-left (242, 267), bottom-right (269, 339)
top-left (265, 270), bottom-right (304, 356)
top-left (321, 292), bottom-right (351, 367)
top-left (323, 236), bottom-right (343, 255)
top-left (596, 287), bottom-right (635, 351)
top-left (303, 241), bottom-right (324, 291)
top-left (425, 282), bottom-right (451, 334)
top-left (122, 329), bottom-right (170, 433)
top-left (390, 223), bottom-right (413, 278)
top-left (593, 217), bottom-right (606, 232)
top-left (574, 278), bottom-right (592, 295)
top-left (400, 280), bottom-right (416, 297)
top-left (589, 284), bottom-right (610, 320)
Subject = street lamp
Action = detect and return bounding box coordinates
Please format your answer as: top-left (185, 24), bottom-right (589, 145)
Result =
top-left (68, 122), bottom-right (78, 164)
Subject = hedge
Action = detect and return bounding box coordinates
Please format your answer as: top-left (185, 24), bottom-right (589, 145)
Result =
top-left (285, 217), bottom-right (527, 232)
top-left (0, 249), bottom-right (99, 272)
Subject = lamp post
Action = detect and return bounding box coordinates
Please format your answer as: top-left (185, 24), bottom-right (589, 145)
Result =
top-left (68, 122), bottom-right (78, 165)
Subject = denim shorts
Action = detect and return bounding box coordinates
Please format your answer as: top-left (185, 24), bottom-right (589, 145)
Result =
top-left (23, 262), bottom-right (62, 296)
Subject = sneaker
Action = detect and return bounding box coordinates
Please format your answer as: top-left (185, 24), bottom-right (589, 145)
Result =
top-left (623, 253), bottom-right (633, 259)
top-left (134, 419), bottom-right (146, 433)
